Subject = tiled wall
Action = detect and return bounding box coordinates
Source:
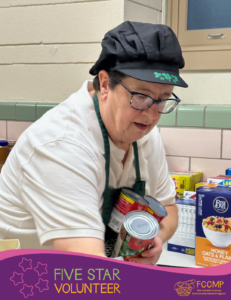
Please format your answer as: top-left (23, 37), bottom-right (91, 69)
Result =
top-left (1, 103), bottom-right (231, 181)
top-left (158, 105), bottom-right (231, 181)
top-left (0, 103), bottom-right (56, 140)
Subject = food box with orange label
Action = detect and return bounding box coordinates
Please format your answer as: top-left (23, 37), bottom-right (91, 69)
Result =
top-left (196, 186), bottom-right (231, 267)
top-left (170, 171), bottom-right (203, 197)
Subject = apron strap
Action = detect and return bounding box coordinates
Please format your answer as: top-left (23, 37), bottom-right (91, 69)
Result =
top-left (93, 94), bottom-right (142, 190)
top-left (132, 141), bottom-right (141, 182)
top-left (93, 94), bottom-right (110, 191)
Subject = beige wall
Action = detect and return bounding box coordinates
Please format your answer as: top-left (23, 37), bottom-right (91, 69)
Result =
top-left (175, 71), bottom-right (231, 106)
top-left (0, 0), bottom-right (162, 103)
top-left (124, 0), bottom-right (162, 23)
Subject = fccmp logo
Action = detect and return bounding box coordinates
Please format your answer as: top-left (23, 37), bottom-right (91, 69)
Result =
top-left (174, 280), bottom-right (226, 297)
top-left (174, 280), bottom-right (195, 296)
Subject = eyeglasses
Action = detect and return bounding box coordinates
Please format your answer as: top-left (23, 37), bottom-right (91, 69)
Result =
top-left (119, 81), bottom-right (181, 114)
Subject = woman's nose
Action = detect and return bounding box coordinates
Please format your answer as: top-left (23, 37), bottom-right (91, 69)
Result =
top-left (141, 103), bottom-right (159, 120)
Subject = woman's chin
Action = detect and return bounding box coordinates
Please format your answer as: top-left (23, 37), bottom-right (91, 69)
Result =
top-left (130, 130), bottom-right (149, 142)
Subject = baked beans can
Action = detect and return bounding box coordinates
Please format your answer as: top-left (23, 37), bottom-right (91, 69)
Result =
top-left (111, 211), bottom-right (159, 260)
top-left (108, 189), bottom-right (149, 233)
top-left (144, 195), bottom-right (168, 223)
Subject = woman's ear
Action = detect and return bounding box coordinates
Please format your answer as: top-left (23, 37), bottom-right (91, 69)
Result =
top-left (98, 70), bottom-right (109, 100)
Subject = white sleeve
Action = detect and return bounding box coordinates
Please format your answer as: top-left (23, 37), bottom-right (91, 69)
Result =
top-left (155, 134), bottom-right (176, 206)
top-left (20, 139), bottom-right (105, 246)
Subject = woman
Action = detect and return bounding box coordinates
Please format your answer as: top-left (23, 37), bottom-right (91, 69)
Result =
top-left (0, 22), bottom-right (188, 265)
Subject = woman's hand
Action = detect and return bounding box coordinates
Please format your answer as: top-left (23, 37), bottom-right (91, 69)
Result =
top-left (128, 236), bottom-right (163, 265)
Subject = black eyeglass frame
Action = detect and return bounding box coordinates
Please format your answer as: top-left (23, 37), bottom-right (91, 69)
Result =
top-left (118, 81), bottom-right (181, 114)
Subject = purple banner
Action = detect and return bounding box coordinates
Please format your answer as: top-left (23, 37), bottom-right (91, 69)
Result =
top-left (0, 249), bottom-right (230, 299)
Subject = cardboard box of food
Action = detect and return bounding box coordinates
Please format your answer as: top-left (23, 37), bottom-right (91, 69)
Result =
top-left (207, 176), bottom-right (231, 185)
top-left (196, 186), bottom-right (231, 267)
top-left (195, 182), bottom-right (207, 190)
top-left (170, 171), bottom-right (203, 197)
top-left (168, 196), bottom-right (196, 256)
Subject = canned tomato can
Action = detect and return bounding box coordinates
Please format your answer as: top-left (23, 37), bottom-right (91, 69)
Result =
top-left (111, 211), bottom-right (159, 261)
top-left (108, 189), bottom-right (149, 233)
top-left (144, 195), bottom-right (168, 223)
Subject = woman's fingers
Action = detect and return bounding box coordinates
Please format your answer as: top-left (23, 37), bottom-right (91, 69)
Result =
top-left (129, 236), bottom-right (163, 265)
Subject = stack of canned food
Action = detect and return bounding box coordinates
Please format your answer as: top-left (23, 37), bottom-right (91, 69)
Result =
top-left (109, 189), bottom-right (168, 261)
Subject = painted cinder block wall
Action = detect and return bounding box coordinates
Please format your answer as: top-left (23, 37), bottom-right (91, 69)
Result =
top-left (0, 0), bottom-right (162, 103)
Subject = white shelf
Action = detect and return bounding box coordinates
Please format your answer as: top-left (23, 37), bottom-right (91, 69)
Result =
top-left (156, 242), bottom-right (203, 268)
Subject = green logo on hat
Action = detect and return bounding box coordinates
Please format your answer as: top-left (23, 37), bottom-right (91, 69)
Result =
top-left (154, 72), bottom-right (179, 83)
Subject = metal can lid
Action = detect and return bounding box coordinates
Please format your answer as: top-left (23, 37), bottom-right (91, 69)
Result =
top-left (123, 211), bottom-right (159, 240)
top-left (122, 189), bottom-right (149, 206)
top-left (0, 140), bottom-right (8, 146)
top-left (144, 195), bottom-right (168, 218)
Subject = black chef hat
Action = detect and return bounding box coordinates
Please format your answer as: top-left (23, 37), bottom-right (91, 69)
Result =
top-left (89, 21), bottom-right (188, 88)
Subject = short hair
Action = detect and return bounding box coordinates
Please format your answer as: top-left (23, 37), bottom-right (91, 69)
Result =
top-left (93, 71), bottom-right (127, 92)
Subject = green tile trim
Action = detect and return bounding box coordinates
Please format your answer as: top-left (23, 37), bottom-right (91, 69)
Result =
top-left (0, 102), bottom-right (58, 121)
top-left (0, 102), bottom-right (16, 120)
top-left (36, 103), bottom-right (57, 120)
top-left (177, 105), bottom-right (205, 127)
top-left (205, 106), bottom-right (231, 129)
top-left (16, 103), bottom-right (36, 121)
top-left (157, 108), bottom-right (177, 126)
top-left (0, 103), bottom-right (230, 129)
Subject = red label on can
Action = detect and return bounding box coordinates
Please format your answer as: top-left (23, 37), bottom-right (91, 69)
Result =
top-left (108, 191), bottom-right (148, 233)
top-left (146, 207), bottom-right (163, 223)
top-left (115, 193), bottom-right (147, 216)
top-left (122, 237), bottom-right (154, 261)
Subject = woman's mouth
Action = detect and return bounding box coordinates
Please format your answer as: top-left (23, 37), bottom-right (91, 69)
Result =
top-left (134, 122), bottom-right (149, 131)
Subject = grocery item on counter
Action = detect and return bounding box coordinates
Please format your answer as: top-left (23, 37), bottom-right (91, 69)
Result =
top-left (206, 183), bottom-right (219, 187)
top-left (108, 189), bottom-right (149, 233)
top-left (111, 211), bottom-right (159, 261)
top-left (183, 191), bottom-right (196, 199)
top-left (170, 171), bottom-right (203, 197)
top-left (167, 196), bottom-right (196, 256)
top-left (226, 168), bottom-right (231, 176)
top-left (144, 195), bottom-right (168, 223)
top-left (8, 140), bottom-right (17, 154)
top-left (207, 176), bottom-right (231, 185)
top-left (196, 186), bottom-right (231, 267)
top-left (0, 140), bottom-right (9, 172)
top-left (195, 182), bottom-right (207, 190)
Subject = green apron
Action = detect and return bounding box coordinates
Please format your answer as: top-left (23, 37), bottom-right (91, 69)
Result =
top-left (93, 94), bottom-right (146, 257)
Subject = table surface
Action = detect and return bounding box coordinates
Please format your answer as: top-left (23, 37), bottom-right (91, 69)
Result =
top-left (156, 242), bottom-right (203, 268)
